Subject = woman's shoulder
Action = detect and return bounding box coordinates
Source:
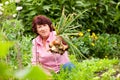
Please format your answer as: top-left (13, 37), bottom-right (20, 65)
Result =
top-left (32, 38), bottom-right (36, 45)
top-left (32, 36), bottom-right (39, 44)
top-left (52, 31), bottom-right (56, 35)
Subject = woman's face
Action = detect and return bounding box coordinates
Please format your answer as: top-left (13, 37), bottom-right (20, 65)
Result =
top-left (36, 24), bottom-right (50, 39)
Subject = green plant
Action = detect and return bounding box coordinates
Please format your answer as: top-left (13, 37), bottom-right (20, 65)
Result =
top-left (0, 31), bottom-right (14, 80)
top-left (70, 30), bottom-right (120, 59)
top-left (53, 8), bottom-right (88, 59)
top-left (18, 0), bottom-right (120, 34)
top-left (90, 33), bottom-right (119, 58)
top-left (52, 57), bottom-right (120, 80)
top-left (0, 24), bottom-right (50, 80)
top-left (18, 0), bottom-right (89, 34)
top-left (15, 65), bottom-right (50, 80)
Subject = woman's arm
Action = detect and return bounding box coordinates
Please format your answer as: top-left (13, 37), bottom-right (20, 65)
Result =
top-left (31, 39), bottom-right (38, 65)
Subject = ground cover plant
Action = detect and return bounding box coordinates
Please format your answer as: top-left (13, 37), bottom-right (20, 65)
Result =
top-left (52, 56), bottom-right (120, 80)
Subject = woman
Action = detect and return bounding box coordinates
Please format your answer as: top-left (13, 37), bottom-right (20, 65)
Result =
top-left (31, 15), bottom-right (74, 75)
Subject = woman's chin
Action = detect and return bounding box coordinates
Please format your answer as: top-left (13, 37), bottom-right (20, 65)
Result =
top-left (41, 35), bottom-right (49, 39)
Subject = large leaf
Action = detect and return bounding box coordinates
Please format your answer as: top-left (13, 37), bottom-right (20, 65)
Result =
top-left (15, 66), bottom-right (50, 80)
top-left (0, 31), bottom-right (14, 58)
top-left (0, 62), bottom-right (13, 80)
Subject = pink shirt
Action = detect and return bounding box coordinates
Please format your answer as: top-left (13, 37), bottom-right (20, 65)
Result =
top-left (31, 31), bottom-right (70, 73)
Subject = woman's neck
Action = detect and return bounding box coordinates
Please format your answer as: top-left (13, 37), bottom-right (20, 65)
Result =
top-left (42, 37), bottom-right (48, 48)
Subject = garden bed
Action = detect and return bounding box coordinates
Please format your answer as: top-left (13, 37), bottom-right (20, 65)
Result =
top-left (53, 58), bottom-right (120, 80)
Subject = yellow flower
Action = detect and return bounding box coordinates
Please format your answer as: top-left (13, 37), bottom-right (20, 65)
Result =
top-left (94, 36), bottom-right (98, 40)
top-left (87, 29), bottom-right (91, 32)
top-left (105, 55), bottom-right (108, 58)
top-left (78, 32), bottom-right (83, 37)
top-left (71, 36), bottom-right (73, 39)
top-left (92, 32), bottom-right (96, 37)
top-left (91, 43), bottom-right (95, 46)
top-left (91, 32), bottom-right (98, 40)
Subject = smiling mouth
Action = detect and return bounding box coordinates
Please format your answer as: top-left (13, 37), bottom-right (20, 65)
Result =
top-left (41, 31), bottom-right (46, 33)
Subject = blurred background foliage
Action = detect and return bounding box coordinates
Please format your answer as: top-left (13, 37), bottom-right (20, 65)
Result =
top-left (17, 0), bottom-right (120, 34)
top-left (17, 0), bottom-right (120, 59)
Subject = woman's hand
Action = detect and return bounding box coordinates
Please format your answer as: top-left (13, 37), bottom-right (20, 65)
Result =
top-left (49, 36), bottom-right (68, 55)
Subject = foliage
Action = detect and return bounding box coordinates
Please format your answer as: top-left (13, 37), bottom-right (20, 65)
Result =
top-left (54, 8), bottom-right (88, 35)
top-left (0, 41), bottom-right (13, 58)
top-left (16, 0), bottom-right (120, 34)
top-left (90, 33), bottom-right (120, 58)
top-left (71, 30), bottom-right (120, 59)
top-left (0, 1), bottom-right (50, 80)
top-left (20, 35), bottom-right (33, 66)
top-left (17, 0), bottom-right (88, 34)
top-left (53, 57), bottom-right (120, 80)
top-left (54, 9), bottom-right (88, 59)
top-left (77, 0), bottom-right (120, 34)
top-left (2, 20), bottom-right (24, 40)
top-left (0, 0), bottom-right (16, 19)
top-left (15, 66), bottom-right (49, 80)
top-left (0, 31), bottom-right (14, 80)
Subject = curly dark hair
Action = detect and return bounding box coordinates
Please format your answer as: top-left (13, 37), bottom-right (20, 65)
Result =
top-left (32, 15), bottom-right (54, 34)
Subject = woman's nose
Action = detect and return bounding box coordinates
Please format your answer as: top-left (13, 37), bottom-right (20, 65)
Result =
top-left (40, 25), bottom-right (46, 30)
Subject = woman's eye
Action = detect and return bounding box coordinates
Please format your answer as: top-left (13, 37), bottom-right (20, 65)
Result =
top-left (37, 25), bottom-right (41, 28)
top-left (44, 24), bottom-right (47, 26)
top-left (38, 26), bottom-right (41, 28)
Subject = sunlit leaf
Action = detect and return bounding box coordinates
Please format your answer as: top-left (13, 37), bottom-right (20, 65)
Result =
top-left (0, 62), bottom-right (13, 80)
top-left (15, 66), bottom-right (50, 80)
top-left (0, 41), bottom-right (14, 58)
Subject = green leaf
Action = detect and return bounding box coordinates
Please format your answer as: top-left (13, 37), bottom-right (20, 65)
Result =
top-left (43, 5), bottom-right (51, 11)
top-left (0, 62), bottom-right (13, 80)
top-left (15, 66), bottom-right (50, 80)
top-left (0, 41), bottom-right (13, 58)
